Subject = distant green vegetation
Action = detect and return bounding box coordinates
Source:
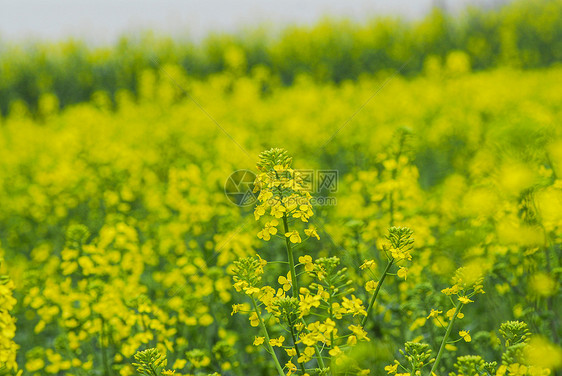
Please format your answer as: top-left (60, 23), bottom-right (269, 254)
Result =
top-left (0, 0), bottom-right (561, 116)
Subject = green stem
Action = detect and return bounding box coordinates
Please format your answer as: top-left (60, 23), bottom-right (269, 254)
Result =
top-left (100, 316), bottom-right (110, 376)
top-left (280, 201), bottom-right (326, 371)
top-left (361, 259), bottom-right (394, 327)
top-left (282, 213), bottom-right (299, 298)
top-left (430, 302), bottom-right (464, 375)
top-left (329, 289), bottom-right (336, 375)
top-left (251, 297), bottom-right (285, 376)
top-left (288, 318), bottom-right (307, 375)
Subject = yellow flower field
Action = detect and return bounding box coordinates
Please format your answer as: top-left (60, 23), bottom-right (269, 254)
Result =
top-left (0, 3), bottom-right (561, 375)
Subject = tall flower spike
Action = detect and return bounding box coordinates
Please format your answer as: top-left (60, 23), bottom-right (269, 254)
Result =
top-left (253, 148), bottom-right (315, 226)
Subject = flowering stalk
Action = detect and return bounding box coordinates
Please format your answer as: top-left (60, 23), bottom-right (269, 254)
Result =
top-left (254, 148), bottom-right (327, 372)
top-left (362, 227), bottom-right (413, 327)
top-left (288, 318), bottom-right (307, 375)
top-left (327, 285), bottom-right (338, 374)
top-left (251, 296), bottom-right (285, 376)
top-left (430, 302), bottom-right (463, 375)
top-left (282, 213), bottom-right (299, 298)
top-left (282, 212), bottom-right (325, 372)
top-left (283, 217), bottom-right (327, 371)
top-left (361, 259), bottom-right (394, 327)
top-left (299, 320), bottom-right (327, 371)
top-left (283, 214), bottom-right (325, 374)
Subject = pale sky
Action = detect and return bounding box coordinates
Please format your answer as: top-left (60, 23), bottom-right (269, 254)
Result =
top-left (0, 0), bottom-right (508, 45)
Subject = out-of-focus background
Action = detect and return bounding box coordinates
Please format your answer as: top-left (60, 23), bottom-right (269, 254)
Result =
top-left (1, 0), bottom-right (560, 116)
top-left (1, 0), bottom-right (507, 43)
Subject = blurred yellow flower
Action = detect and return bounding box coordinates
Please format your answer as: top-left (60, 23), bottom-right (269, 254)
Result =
top-left (426, 309), bottom-right (442, 319)
top-left (253, 336), bottom-right (264, 346)
top-left (304, 227), bottom-right (320, 240)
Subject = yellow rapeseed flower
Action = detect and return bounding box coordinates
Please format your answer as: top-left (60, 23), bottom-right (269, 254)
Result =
top-left (426, 309), bottom-right (442, 319)
top-left (278, 272), bottom-right (292, 291)
top-left (459, 330), bottom-right (471, 342)
top-left (299, 255), bottom-right (314, 272)
top-left (269, 336), bottom-right (285, 347)
top-left (348, 325), bottom-right (369, 341)
top-left (329, 346), bottom-right (342, 357)
top-left (365, 280), bottom-right (378, 292)
top-left (397, 266), bottom-right (408, 280)
top-left (249, 312), bottom-right (260, 327)
top-left (385, 363), bottom-right (398, 374)
top-left (304, 227), bottom-right (320, 240)
top-left (446, 308), bottom-right (464, 320)
top-left (285, 230), bottom-right (302, 244)
top-left (285, 361), bottom-right (298, 375)
top-left (360, 260), bottom-right (376, 270)
top-left (253, 336), bottom-right (265, 346)
top-left (458, 296), bottom-right (473, 304)
top-left (285, 348), bottom-right (297, 357)
top-left (257, 220), bottom-right (279, 241)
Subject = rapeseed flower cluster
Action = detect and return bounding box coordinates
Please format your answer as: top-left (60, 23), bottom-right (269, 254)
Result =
top-left (0, 60), bottom-right (560, 376)
top-left (230, 149), bottom-right (385, 375)
top-left (254, 148), bottom-right (316, 244)
top-left (0, 259), bottom-right (18, 373)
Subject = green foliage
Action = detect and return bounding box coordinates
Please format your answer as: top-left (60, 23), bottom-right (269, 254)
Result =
top-left (1, 0), bottom-right (562, 115)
